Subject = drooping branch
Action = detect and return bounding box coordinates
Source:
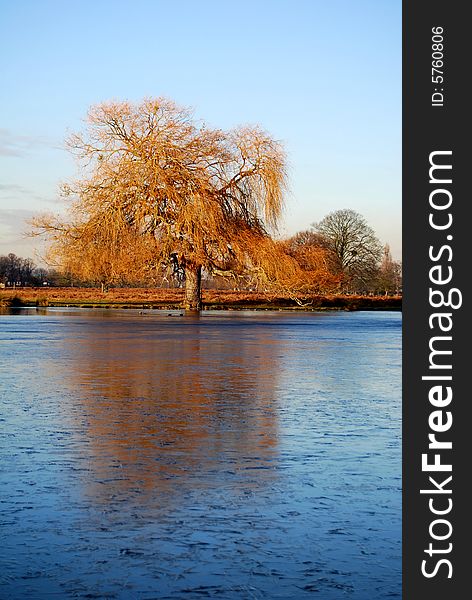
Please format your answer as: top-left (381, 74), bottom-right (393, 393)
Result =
top-left (31, 97), bottom-right (291, 302)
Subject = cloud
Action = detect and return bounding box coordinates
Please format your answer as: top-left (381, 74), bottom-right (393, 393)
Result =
top-left (0, 183), bottom-right (31, 194)
top-left (0, 207), bottom-right (37, 233)
top-left (0, 182), bottom-right (56, 206)
top-left (0, 128), bottom-right (59, 157)
top-left (0, 208), bottom-right (46, 259)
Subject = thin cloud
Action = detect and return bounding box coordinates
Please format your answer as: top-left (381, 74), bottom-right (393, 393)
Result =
top-left (0, 183), bottom-right (31, 194)
top-left (0, 208), bottom-right (38, 232)
top-left (0, 208), bottom-right (46, 259)
top-left (0, 182), bottom-right (58, 206)
top-left (0, 209), bottom-right (35, 248)
top-left (0, 128), bottom-right (60, 157)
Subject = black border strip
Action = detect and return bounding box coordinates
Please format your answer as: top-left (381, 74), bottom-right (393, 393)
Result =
top-left (403, 2), bottom-right (468, 597)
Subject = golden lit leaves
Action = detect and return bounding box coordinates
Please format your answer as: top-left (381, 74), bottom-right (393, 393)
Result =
top-left (33, 97), bottom-right (289, 291)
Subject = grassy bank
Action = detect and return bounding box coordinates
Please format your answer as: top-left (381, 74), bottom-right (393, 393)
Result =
top-left (0, 287), bottom-right (402, 311)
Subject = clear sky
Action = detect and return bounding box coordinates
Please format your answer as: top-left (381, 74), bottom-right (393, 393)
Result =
top-left (0, 0), bottom-right (401, 262)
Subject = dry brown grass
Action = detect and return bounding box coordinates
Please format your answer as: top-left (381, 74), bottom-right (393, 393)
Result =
top-left (0, 287), bottom-right (402, 310)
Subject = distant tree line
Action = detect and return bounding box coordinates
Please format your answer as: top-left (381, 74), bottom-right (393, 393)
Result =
top-left (0, 253), bottom-right (78, 287)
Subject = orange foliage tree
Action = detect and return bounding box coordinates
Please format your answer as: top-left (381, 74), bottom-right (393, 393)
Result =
top-left (33, 98), bottom-right (292, 309)
top-left (283, 230), bottom-right (343, 294)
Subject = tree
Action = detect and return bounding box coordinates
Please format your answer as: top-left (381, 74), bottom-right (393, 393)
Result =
top-left (33, 98), bottom-right (288, 310)
top-left (283, 230), bottom-right (342, 293)
top-left (0, 253), bottom-right (37, 287)
top-left (377, 244), bottom-right (402, 295)
top-left (314, 209), bottom-right (382, 291)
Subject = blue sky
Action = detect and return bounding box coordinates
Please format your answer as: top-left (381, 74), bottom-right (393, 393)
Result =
top-left (0, 0), bottom-right (401, 261)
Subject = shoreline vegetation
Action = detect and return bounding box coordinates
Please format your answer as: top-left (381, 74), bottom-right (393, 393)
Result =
top-left (0, 287), bottom-right (402, 311)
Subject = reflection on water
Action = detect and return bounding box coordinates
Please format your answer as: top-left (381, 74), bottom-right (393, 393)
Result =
top-left (0, 309), bottom-right (401, 599)
top-left (59, 314), bottom-right (280, 503)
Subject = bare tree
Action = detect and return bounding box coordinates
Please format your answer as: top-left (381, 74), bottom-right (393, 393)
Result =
top-left (33, 98), bottom-right (288, 310)
top-left (377, 244), bottom-right (402, 295)
top-left (0, 253), bottom-right (37, 287)
top-left (314, 209), bottom-right (382, 291)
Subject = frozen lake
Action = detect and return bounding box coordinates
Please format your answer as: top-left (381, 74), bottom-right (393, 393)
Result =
top-left (0, 309), bottom-right (401, 599)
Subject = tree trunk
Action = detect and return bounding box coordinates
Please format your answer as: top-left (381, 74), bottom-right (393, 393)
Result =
top-left (184, 264), bottom-right (202, 311)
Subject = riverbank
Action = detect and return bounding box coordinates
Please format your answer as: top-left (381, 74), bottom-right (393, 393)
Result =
top-left (0, 287), bottom-right (401, 311)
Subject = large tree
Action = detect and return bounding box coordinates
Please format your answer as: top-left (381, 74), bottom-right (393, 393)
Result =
top-left (314, 209), bottom-right (382, 291)
top-left (34, 98), bottom-right (288, 310)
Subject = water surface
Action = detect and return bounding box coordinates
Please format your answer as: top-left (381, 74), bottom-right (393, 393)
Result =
top-left (0, 309), bottom-right (401, 599)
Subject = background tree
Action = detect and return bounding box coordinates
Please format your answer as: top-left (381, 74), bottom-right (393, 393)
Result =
top-left (314, 209), bottom-right (382, 292)
top-left (376, 244), bottom-right (402, 295)
top-left (33, 98), bottom-right (288, 310)
top-left (0, 253), bottom-right (37, 287)
top-left (283, 230), bottom-right (342, 293)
